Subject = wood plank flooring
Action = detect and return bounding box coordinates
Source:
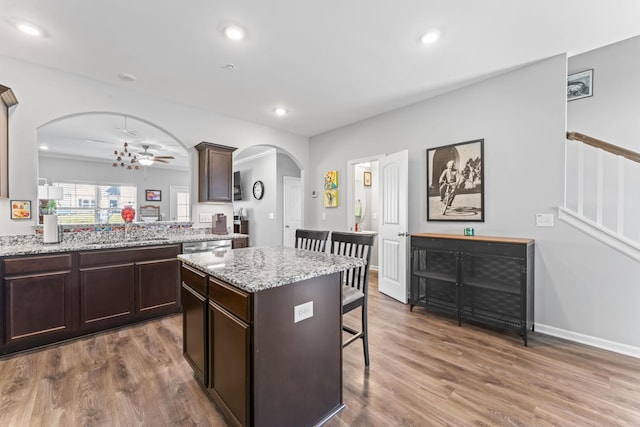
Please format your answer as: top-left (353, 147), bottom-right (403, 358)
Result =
top-left (1, 272), bottom-right (639, 426)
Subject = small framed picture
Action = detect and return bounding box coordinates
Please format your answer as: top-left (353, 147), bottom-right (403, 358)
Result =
top-left (567, 69), bottom-right (593, 101)
top-left (10, 200), bottom-right (32, 220)
top-left (145, 190), bottom-right (161, 201)
top-left (364, 171), bottom-right (371, 187)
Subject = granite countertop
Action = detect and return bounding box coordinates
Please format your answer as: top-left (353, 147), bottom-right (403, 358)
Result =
top-left (0, 232), bottom-right (248, 257)
top-left (178, 246), bottom-right (365, 293)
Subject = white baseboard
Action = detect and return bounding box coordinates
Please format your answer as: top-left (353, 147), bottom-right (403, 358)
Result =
top-left (535, 323), bottom-right (640, 359)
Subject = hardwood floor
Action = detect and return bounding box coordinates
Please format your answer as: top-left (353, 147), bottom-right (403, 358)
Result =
top-left (1, 272), bottom-right (639, 426)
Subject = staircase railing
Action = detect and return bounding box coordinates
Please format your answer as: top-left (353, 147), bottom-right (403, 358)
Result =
top-left (562, 131), bottom-right (640, 260)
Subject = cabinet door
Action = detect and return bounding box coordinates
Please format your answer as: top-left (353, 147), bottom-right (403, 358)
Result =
top-left (79, 264), bottom-right (134, 328)
top-left (460, 251), bottom-right (524, 330)
top-left (182, 283), bottom-right (207, 386)
top-left (5, 272), bottom-right (72, 343)
top-left (209, 301), bottom-right (250, 427)
top-left (410, 242), bottom-right (458, 315)
top-left (197, 143), bottom-right (236, 202)
top-left (136, 258), bottom-right (180, 315)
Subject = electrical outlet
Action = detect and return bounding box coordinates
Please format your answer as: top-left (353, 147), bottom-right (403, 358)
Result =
top-left (199, 213), bottom-right (213, 223)
top-left (535, 213), bottom-right (554, 227)
top-left (294, 301), bottom-right (313, 323)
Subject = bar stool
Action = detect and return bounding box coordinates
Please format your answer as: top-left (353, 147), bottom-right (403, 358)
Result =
top-left (330, 231), bottom-right (376, 367)
top-left (295, 229), bottom-right (330, 252)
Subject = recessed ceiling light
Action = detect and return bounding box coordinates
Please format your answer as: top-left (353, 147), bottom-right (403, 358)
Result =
top-left (118, 72), bottom-right (137, 82)
top-left (39, 144), bottom-right (49, 150)
top-left (274, 108), bottom-right (288, 117)
top-left (420, 29), bottom-right (441, 45)
top-left (224, 25), bottom-right (246, 41)
top-left (17, 22), bottom-right (42, 37)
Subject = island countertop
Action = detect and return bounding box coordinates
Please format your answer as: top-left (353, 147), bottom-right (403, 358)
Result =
top-left (178, 246), bottom-right (365, 293)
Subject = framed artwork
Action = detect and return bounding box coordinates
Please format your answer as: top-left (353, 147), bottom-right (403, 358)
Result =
top-left (10, 200), bottom-right (32, 220)
top-left (364, 171), bottom-right (371, 187)
top-left (324, 189), bottom-right (338, 207)
top-left (324, 171), bottom-right (338, 190)
top-left (145, 189), bottom-right (161, 201)
top-left (426, 139), bottom-right (484, 222)
top-left (567, 69), bottom-right (593, 101)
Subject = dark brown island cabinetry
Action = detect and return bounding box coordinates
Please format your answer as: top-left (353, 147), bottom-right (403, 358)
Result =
top-left (180, 261), bottom-right (343, 427)
top-left (181, 264), bottom-right (208, 385)
top-left (196, 142), bottom-right (237, 203)
top-left (1, 244), bottom-right (181, 355)
top-left (410, 233), bottom-right (534, 345)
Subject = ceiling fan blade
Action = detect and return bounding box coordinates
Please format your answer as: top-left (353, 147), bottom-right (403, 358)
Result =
top-left (154, 158), bottom-right (170, 163)
top-left (153, 155), bottom-right (175, 159)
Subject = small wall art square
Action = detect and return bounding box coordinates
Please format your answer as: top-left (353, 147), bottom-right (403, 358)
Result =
top-left (10, 200), bottom-right (31, 220)
top-left (324, 189), bottom-right (338, 207)
top-left (567, 69), bottom-right (593, 101)
top-left (324, 171), bottom-right (338, 190)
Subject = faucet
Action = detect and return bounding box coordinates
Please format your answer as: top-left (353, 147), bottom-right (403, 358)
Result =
top-left (124, 221), bottom-right (132, 240)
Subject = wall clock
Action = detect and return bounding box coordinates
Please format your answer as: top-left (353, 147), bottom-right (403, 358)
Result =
top-left (252, 180), bottom-right (264, 200)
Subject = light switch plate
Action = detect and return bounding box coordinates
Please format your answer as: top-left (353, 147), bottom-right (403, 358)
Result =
top-left (535, 213), bottom-right (554, 227)
top-left (199, 213), bottom-right (213, 223)
top-left (294, 301), bottom-right (313, 323)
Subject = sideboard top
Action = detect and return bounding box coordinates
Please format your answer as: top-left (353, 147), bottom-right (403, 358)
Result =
top-left (411, 233), bottom-right (534, 245)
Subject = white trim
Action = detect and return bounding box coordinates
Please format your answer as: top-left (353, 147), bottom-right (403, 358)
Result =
top-left (233, 148), bottom-right (276, 166)
top-left (558, 207), bottom-right (640, 262)
top-left (535, 323), bottom-right (640, 360)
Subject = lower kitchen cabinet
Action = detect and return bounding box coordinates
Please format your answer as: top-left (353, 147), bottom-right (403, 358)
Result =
top-left (410, 233), bottom-right (534, 345)
top-left (1, 244), bottom-right (182, 356)
top-left (232, 237), bottom-right (248, 249)
top-left (137, 257), bottom-right (180, 316)
top-left (3, 254), bottom-right (73, 345)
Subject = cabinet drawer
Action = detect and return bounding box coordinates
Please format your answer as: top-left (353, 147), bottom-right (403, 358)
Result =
top-left (462, 241), bottom-right (525, 258)
top-left (181, 264), bottom-right (207, 296)
top-left (411, 236), bottom-right (459, 252)
top-left (3, 254), bottom-right (72, 276)
top-left (79, 245), bottom-right (181, 267)
top-left (209, 277), bottom-right (250, 323)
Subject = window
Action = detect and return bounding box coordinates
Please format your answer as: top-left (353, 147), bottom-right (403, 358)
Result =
top-left (53, 182), bottom-right (137, 224)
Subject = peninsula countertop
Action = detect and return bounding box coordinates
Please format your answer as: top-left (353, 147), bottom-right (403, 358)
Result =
top-left (178, 246), bottom-right (365, 293)
top-left (0, 232), bottom-right (247, 257)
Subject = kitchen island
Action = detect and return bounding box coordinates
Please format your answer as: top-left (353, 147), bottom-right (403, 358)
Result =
top-left (178, 246), bottom-right (364, 427)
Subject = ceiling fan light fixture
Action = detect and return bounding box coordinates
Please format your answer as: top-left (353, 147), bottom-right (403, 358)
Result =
top-left (138, 157), bottom-right (154, 166)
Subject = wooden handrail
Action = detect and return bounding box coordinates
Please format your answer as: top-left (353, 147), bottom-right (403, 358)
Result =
top-left (566, 131), bottom-right (640, 164)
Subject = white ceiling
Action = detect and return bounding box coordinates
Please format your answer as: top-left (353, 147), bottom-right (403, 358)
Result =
top-left (2, 0), bottom-right (640, 138)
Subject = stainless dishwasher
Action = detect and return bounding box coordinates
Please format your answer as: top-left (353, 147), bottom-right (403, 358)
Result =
top-left (182, 239), bottom-right (232, 254)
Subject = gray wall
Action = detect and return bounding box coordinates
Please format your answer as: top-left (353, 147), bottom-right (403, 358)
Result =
top-left (308, 52), bottom-right (640, 355)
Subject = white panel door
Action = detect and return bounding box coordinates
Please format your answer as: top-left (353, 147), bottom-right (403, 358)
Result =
top-left (378, 150), bottom-right (409, 303)
top-left (283, 176), bottom-right (303, 247)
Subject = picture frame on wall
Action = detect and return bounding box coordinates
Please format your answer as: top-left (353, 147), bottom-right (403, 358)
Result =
top-left (10, 200), bottom-right (31, 220)
top-left (567, 69), bottom-right (593, 101)
top-left (426, 139), bottom-right (484, 222)
top-left (364, 171), bottom-right (371, 187)
top-left (145, 189), bottom-right (161, 201)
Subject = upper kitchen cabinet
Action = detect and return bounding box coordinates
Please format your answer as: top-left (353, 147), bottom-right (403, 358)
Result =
top-left (0, 85), bottom-right (18, 199)
top-left (195, 142), bottom-right (237, 203)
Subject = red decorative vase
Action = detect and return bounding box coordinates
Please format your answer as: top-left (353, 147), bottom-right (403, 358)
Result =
top-left (121, 206), bottom-right (136, 223)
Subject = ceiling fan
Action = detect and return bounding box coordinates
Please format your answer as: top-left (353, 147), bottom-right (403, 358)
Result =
top-left (137, 144), bottom-right (175, 166)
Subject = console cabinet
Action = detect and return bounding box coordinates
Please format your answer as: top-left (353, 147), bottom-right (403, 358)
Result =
top-left (410, 233), bottom-right (534, 345)
top-left (196, 142), bottom-right (237, 203)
